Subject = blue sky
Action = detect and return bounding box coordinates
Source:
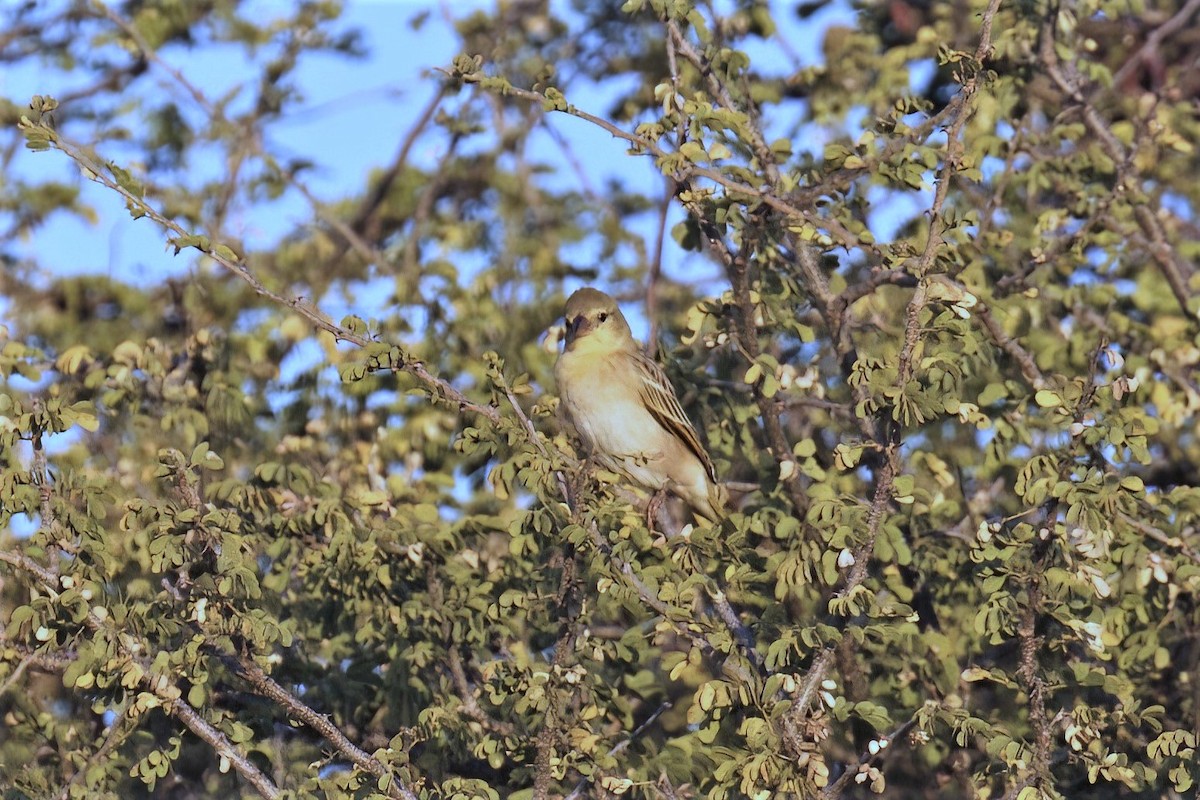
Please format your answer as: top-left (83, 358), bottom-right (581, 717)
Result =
top-left (3, 0), bottom-right (856, 293)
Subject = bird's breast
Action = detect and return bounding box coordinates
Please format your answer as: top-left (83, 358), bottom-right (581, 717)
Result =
top-left (556, 350), bottom-right (662, 458)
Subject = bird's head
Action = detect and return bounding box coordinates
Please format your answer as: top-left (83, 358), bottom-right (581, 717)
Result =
top-left (562, 287), bottom-right (634, 353)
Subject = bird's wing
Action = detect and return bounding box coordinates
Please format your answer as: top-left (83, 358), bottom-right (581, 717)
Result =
top-left (630, 350), bottom-right (717, 482)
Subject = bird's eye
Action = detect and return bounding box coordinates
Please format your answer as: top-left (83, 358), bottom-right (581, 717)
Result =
top-left (598, 312), bottom-right (608, 322)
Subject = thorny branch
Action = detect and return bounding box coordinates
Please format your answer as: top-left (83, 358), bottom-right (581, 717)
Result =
top-left (665, 18), bottom-right (782, 187)
top-left (167, 697), bottom-right (282, 799)
top-left (644, 180), bottom-right (674, 358)
top-left (1011, 536), bottom-right (1052, 797)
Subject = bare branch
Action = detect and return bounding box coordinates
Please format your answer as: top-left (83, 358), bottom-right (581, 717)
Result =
top-left (975, 303), bottom-right (1047, 390)
top-left (645, 181), bottom-right (674, 358)
top-left (0, 548), bottom-right (58, 586)
top-left (167, 698), bottom-right (282, 800)
top-left (349, 87), bottom-right (449, 244)
top-left (0, 653), bottom-right (34, 699)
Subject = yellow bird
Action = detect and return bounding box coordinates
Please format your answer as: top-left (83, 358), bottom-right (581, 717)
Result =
top-left (554, 287), bottom-right (725, 524)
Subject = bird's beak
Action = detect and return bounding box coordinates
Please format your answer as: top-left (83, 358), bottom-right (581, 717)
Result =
top-left (565, 314), bottom-right (588, 347)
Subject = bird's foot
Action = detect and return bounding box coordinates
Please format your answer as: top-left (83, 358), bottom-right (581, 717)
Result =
top-left (646, 487), bottom-right (668, 534)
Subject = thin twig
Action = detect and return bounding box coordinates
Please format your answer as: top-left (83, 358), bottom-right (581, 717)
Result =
top-left (837, 268), bottom-right (916, 309)
top-left (0, 654), bottom-right (34, 699)
top-left (821, 716), bottom-right (918, 798)
top-left (665, 18), bottom-right (780, 186)
top-left (454, 73), bottom-right (862, 250)
top-left (1108, 0), bottom-right (1200, 90)
top-left (42, 132), bottom-right (502, 425)
top-left (0, 549), bottom-right (59, 585)
top-left (401, 130), bottom-right (462, 281)
top-left (562, 702), bottom-right (671, 800)
top-left (227, 655), bottom-right (420, 800)
top-left (783, 0), bottom-right (1006, 751)
top-left (1037, 15), bottom-right (1195, 316)
top-left (975, 303), bottom-right (1047, 390)
top-left (348, 87), bottom-right (448, 243)
top-left (645, 180), bottom-right (674, 358)
top-left (54, 710), bottom-right (138, 800)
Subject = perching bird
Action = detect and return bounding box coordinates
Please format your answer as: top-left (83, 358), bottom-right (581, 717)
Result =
top-left (554, 287), bottom-right (725, 524)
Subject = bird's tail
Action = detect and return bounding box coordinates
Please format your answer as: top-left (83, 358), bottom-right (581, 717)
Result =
top-left (693, 480), bottom-right (728, 526)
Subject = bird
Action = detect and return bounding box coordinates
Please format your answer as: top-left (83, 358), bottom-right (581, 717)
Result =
top-left (554, 287), bottom-right (725, 524)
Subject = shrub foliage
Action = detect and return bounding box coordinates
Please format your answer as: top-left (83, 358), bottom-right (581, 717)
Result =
top-left (2, 0), bottom-right (1199, 798)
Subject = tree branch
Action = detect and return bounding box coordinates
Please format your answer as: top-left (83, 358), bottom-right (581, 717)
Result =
top-left (227, 655), bottom-right (420, 800)
top-left (453, 71), bottom-right (863, 250)
top-left (36, 130), bottom-right (502, 426)
top-left (1037, 15), bottom-right (1196, 316)
top-left (1108, 0), bottom-right (1200, 91)
top-left (783, 0), bottom-right (1005, 753)
top-left (533, 553), bottom-right (581, 800)
top-left (167, 697), bottom-right (282, 800)
top-left (562, 701), bottom-right (670, 800)
top-left (821, 716), bottom-right (918, 798)
top-left (0, 553), bottom-right (282, 799)
top-left (975, 303), bottom-right (1047, 390)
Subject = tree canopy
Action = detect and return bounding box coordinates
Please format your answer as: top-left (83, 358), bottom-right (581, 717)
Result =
top-left (3, 0), bottom-right (1200, 798)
